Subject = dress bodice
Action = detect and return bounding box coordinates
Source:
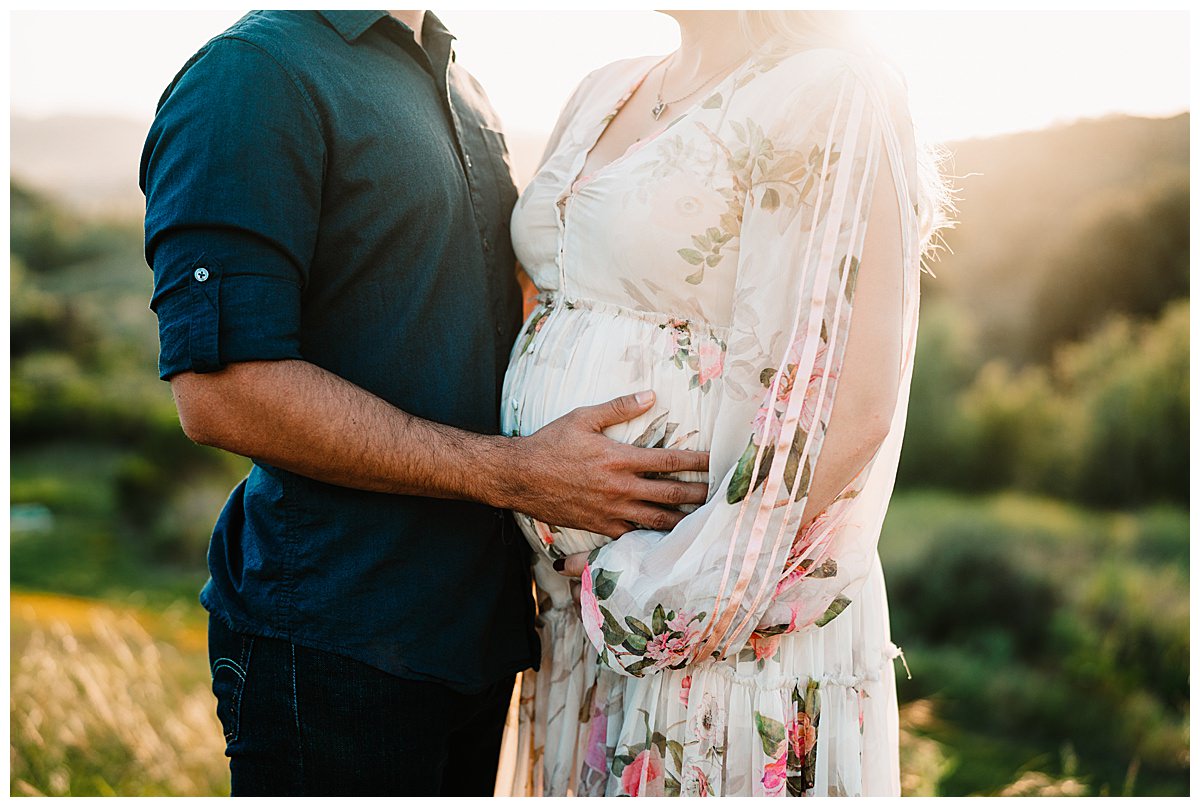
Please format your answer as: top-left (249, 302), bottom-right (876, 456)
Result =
top-left (511, 53), bottom-right (753, 328)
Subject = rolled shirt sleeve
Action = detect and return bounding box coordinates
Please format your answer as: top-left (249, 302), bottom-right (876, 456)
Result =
top-left (140, 36), bottom-right (325, 380)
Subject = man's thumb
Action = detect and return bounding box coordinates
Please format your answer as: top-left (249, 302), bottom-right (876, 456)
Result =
top-left (589, 389), bottom-right (655, 429)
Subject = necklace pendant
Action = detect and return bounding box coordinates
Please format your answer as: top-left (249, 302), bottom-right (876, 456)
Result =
top-left (651, 99), bottom-right (666, 120)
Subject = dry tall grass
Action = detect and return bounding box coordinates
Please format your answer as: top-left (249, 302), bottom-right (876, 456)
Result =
top-left (10, 595), bottom-right (227, 796)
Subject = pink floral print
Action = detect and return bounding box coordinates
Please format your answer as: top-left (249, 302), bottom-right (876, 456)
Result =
top-left (621, 747), bottom-right (665, 797)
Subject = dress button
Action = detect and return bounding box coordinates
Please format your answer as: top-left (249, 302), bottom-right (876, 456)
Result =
top-left (465, 155), bottom-right (473, 169)
top-left (193, 267), bottom-right (209, 282)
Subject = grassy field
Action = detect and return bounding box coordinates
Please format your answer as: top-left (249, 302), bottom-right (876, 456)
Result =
top-left (10, 487), bottom-right (1188, 797)
top-left (9, 592), bottom-right (227, 797)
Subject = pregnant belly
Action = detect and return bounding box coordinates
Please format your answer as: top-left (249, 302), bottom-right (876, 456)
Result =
top-left (501, 298), bottom-right (726, 559)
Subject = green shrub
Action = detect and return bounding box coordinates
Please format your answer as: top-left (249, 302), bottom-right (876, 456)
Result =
top-left (1056, 300), bottom-right (1188, 506)
top-left (888, 517), bottom-right (1060, 661)
top-left (883, 490), bottom-right (1188, 795)
top-left (896, 300), bottom-right (980, 489)
top-left (10, 182), bottom-right (114, 272)
top-left (954, 360), bottom-right (1064, 495)
top-left (114, 456), bottom-right (170, 528)
top-left (927, 300), bottom-right (1189, 508)
top-left (1072, 562), bottom-right (1189, 709)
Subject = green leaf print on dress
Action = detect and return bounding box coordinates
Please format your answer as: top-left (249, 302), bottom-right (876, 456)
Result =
top-left (585, 559), bottom-right (707, 677)
top-left (786, 679), bottom-right (821, 796)
top-left (516, 302), bottom-right (553, 355)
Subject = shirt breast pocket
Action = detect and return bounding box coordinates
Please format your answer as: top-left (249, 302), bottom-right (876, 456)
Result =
top-left (479, 126), bottom-right (520, 215)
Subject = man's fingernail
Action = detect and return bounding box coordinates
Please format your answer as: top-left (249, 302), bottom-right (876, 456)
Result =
top-left (553, 558), bottom-right (565, 572)
top-left (635, 390), bottom-right (654, 406)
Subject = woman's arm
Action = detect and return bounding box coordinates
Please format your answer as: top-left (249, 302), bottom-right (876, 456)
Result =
top-left (789, 135), bottom-right (905, 535)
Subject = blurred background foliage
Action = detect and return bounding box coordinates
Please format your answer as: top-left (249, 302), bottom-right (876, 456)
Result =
top-left (9, 109), bottom-right (1189, 796)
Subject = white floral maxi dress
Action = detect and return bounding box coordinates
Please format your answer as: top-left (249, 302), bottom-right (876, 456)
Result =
top-left (498, 43), bottom-right (922, 797)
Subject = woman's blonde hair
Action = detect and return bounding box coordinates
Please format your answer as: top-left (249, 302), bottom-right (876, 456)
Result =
top-left (738, 10), bottom-right (957, 266)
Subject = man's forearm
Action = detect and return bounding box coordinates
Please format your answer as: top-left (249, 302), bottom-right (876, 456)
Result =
top-left (171, 359), bottom-right (518, 506)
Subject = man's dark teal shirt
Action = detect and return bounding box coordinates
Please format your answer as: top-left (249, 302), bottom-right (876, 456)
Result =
top-left (140, 10), bottom-right (539, 692)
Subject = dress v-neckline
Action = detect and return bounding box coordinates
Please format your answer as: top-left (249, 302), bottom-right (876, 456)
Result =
top-left (565, 50), bottom-right (758, 197)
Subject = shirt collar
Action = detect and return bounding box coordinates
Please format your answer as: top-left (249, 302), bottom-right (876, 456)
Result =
top-left (422, 11), bottom-right (456, 45)
top-left (318, 10), bottom-right (457, 46)
top-left (318, 10), bottom-right (388, 43)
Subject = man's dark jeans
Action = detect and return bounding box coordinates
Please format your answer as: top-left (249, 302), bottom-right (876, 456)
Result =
top-left (208, 615), bottom-right (514, 796)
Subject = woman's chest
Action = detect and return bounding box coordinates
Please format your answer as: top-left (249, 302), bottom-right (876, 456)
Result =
top-left (513, 123), bottom-right (755, 326)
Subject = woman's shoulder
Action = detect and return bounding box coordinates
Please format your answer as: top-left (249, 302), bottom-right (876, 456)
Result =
top-left (537, 54), bottom-right (664, 165)
top-left (736, 43), bottom-right (913, 146)
top-left (567, 53), bottom-right (664, 108)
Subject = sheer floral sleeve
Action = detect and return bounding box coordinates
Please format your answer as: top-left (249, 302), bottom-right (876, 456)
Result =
top-left (579, 57), bottom-right (917, 677)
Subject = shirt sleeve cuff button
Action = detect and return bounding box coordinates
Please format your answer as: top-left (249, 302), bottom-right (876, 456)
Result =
top-left (194, 267), bottom-right (210, 282)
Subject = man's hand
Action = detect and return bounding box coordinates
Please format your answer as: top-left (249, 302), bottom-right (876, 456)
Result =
top-left (497, 391), bottom-right (709, 539)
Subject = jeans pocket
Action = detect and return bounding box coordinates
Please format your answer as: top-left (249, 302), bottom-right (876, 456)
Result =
top-left (210, 627), bottom-right (255, 746)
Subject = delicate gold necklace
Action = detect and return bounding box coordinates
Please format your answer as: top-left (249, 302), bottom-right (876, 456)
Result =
top-left (651, 50), bottom-right (747, 120)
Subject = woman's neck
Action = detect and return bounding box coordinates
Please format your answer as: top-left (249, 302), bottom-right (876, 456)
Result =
top-left (664, 11), bottom-right (753, 79)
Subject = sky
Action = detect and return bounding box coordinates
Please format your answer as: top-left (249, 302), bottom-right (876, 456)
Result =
top-left (8, 9), bottom-right (1191, 144)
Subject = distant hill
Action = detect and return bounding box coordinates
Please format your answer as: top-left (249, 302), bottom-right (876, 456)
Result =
top-left (933, 112), bottom-right (1189, 364)
top-left (11, 115), bottom-right (152, 217)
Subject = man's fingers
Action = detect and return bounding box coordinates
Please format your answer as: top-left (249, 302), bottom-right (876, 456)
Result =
top-left (554, 552), bottom-right (590, 579)
top-left (624, 505), bottom-right (688, 532)
top-left (584, 390), bottom-right (656, 429)
top-left (599, 521), bottom-right (634, 540)
top-left (626, 446), bottom-right (711, 475)
top-left (632, 479), bottom-right (709, 507)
